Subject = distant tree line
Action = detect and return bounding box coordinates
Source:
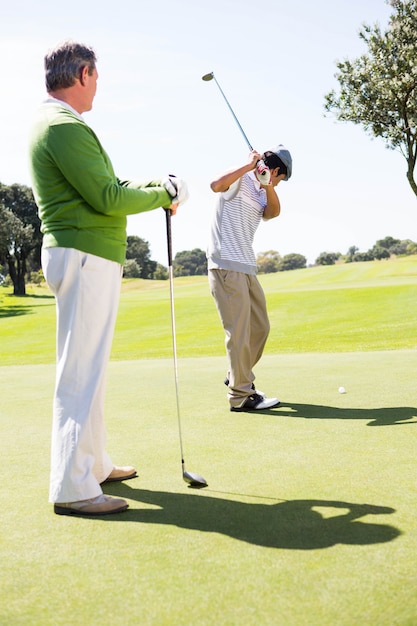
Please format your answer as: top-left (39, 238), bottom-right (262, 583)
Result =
top-left (314, 236), bottom-right (417, 267)
top-left (1, 182), bottom-right (416, 293)
top-left (256, 251), bottom-right (307, 273)
top-left (256, 236), bottom-right (417, 273)
top-left (123, 238), bottom-right (208, 279)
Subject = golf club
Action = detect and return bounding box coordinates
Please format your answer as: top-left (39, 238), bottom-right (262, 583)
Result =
top-left (202, 71), bottom-right (271, 184)
top-left (165, 209), bottom-right (208, 488)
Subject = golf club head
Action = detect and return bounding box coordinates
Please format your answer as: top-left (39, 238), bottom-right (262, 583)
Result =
top-left (183, 470), bottom-right (208, 489)
top-left (202, 72), bottom-right (214, 82)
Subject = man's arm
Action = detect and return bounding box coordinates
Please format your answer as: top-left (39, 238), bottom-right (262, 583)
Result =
top-left (262, 185), bottom-right (281, 220)
top-left (262, 174), bottom-right (287, 220)
top-left (45, 121), bottom-right (174, 215)
top-left (210, 151), bottom-right (260, 192)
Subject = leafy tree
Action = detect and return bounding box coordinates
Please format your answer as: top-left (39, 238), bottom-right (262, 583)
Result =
top-left (315, 251), bottom-right (341, 266)
top-left (0, 183), bottom-right (42, 294)
top-left (324, 0), bottom-right (417, 197)
top-left (257, 250), bottom-right (282, 273)
top-left (370, 245), bottom-right (391, 260)
top-left (345, 246), bottom-right (359, 263)
top-left (0, 183), bottom-right (42, 271)
top-left (343, 236), bottom-right (417, 263)
top-left (388, 239), bottom-right (412, 254)
top-left (279, 253), bottom-right (307, 271)
top-left (173, 248), bottom-right (207, 277)
top-left (0, 204), bottom-right (35, 295)
top-left (123, 259), bottom-right (141, 278)
top-left (373, 236), bottom-right (417, 255)
top-left (125, 235), bottom-right (156, 279)
top-left (153, 263), bottom-right (169, 280)
top-left (376, 236), bottom-right (401, 250)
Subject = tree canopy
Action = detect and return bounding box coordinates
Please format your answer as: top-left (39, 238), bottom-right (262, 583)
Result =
top-left (125, 235), bottom-right (157, 279)
top-left (324, 0), bottom-right (417, 197)
top-left (257, 250), bottom-right (282, 273)
top-left (173, 248), bottom-right (207, 277)
top-left (0, 183), bottom-right (41, 295)
top-left (279, 253), bottom-right (307, 272)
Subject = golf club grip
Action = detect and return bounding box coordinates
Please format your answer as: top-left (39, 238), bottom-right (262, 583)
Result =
top-left (165, 209), bottom-right (173, 267)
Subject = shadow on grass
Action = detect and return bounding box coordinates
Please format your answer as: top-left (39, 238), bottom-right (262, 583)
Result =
top-left (0, 294), bottom-right (54, 318)
top-left (102, 484), bottom-right (401, 549)
top-left (264, 402), bottom-right (417, 427)
top-left (0, 305), bottom-right (32, 318)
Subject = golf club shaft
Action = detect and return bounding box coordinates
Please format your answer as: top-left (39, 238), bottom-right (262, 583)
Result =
top-left (210, 75), bottom-right (253, 151)
top-left (202, 72), bottom-right (271, 185)
top-left (165, 209), bottom-right (185, 467)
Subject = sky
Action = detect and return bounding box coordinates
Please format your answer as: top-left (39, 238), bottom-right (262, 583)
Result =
top-left (1, 0), bottom-right (415, 266)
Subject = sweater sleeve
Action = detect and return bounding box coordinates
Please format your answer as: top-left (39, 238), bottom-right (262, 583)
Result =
top-left (45, 120), bottom-right (172, 216)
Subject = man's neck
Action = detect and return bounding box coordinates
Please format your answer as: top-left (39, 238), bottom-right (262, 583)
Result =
top-left (48, 89), bottom-right (84, 115)
top-left (46, 95), bottom-right (83, 119)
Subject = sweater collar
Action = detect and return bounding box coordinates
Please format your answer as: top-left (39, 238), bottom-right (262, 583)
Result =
top-left (44, 97), bottom-right (84, 121)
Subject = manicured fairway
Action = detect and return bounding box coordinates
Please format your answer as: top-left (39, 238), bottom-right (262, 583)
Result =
top-left (0, 351), bottom-right (416, 626)
top-left (0, 256), bottom-right (416, 624)
top-left (0, 256), bottom-right (416, 365)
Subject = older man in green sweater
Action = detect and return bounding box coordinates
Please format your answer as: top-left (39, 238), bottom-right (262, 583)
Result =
top-left (29, 41), bottom-right (186, 517)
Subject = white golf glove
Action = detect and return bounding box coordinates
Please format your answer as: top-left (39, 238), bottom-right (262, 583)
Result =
top-left (162, 175), bottom-right (189, 205)
top-left (255, 160), bottom-right (271, 185)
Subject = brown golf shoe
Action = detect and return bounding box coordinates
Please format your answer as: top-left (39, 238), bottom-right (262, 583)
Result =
top-left (101, 465), bottom-right (138, 483)
top-left (54, 494), bottom-right (129, 517)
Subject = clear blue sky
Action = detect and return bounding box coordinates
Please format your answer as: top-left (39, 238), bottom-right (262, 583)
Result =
top-left (1, 0), bottom-right (414, 265)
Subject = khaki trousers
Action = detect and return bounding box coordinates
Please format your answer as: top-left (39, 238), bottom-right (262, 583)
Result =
top-left (208, 269), bottom-right (270, 406)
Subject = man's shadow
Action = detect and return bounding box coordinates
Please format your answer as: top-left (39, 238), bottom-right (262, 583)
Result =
top-left (263, 401), bottom-right (417, 427)
top-left (104, 484), bottom-right (401, 550)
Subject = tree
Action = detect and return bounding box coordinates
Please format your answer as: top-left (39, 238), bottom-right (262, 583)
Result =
top-left (389, 239), bottom-right (411, 254)
top-left (324, 0), bottom-right (417, 197)
top-left (279, 253), bottom-right (307, 271)
top-left (0, 183), bottom-right (42, 271)
top-left (173, 248), bottom-right (207, 277)
top-left (0, 204), bottom-right (35, 295)
top-left (370, 245), bottom-right (391, 260)
top-left (0, 183), bottom-right (42, 294)
top-left (346, 246), bottom-right (359, 263)
top-left (153, 263), bottom-right (169, 280)
top-left (257, 250), bottom-right (282, 273)
top-left (352, 250), bottom-right (375, 262)
top-left (374, 235), bottom-right (417, 255)
top-left (125, 235), bottom-right (156, 279)
top-left (315, 251), bottom-right (341, 266)
top-left (376, 235), bottom-right (401, 250)
top-left (123, 259), bottom-right (142, 278)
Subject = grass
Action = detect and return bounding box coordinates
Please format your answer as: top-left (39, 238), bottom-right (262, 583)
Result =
top-left (0, 256), bottom-right (417, 625)
top-left (1, 255), bottom-right (417, 364)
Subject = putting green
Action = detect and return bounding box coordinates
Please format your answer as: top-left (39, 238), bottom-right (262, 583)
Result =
top-left (0, 350), bottom-right (416, 625)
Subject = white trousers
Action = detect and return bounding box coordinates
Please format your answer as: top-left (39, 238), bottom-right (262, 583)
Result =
top-left (42, 248), bottom-right (122, 503)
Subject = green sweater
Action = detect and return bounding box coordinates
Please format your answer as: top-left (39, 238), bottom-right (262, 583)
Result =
top-left (29, 100), bottom-right (172, 265)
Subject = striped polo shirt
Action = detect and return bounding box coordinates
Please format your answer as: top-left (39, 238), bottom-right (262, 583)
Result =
top-left (207, 171), bottom-right (267, 275)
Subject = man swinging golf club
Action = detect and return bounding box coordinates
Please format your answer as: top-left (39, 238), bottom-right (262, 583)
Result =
top-left (207, 145), bottom-right (292, 411)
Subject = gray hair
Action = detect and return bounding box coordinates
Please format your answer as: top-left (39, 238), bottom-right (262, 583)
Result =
top-left (44, 41), bottom-right (97, 92)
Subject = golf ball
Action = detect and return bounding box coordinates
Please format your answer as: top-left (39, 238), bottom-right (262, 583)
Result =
top-left (338, 386), bottom-right (346, 394)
